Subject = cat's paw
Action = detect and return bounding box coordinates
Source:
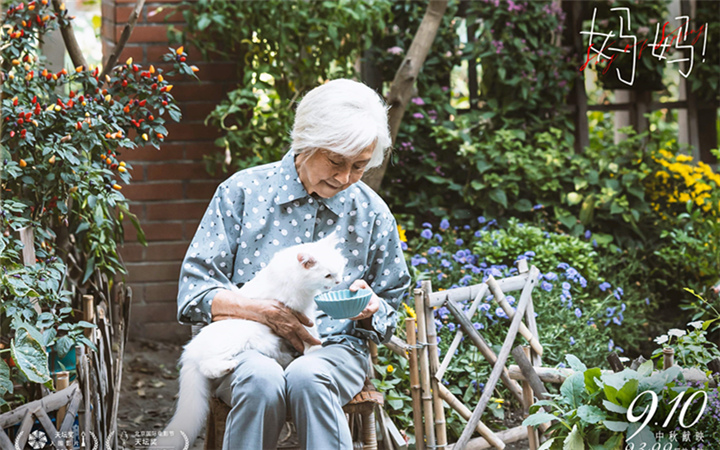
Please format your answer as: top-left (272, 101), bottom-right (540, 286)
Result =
top-left (200, 359), bottom-right (238, 379)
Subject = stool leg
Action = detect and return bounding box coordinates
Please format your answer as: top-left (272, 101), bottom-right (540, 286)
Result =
top-left (361, 410), bottom-right (377, 450)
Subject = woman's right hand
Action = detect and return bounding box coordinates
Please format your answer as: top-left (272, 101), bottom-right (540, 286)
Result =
top-left (210, 289), bottom-right (321, 353)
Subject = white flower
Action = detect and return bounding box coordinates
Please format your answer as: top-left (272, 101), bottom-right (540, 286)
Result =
top-left (667, 329), bottom-right (686, 338)
top-left (654, 335), bottom-right (669, 345)
top-left (386, 46), bottom-right (404, 55)
top-left (688, 320), bottom-right (704, 329)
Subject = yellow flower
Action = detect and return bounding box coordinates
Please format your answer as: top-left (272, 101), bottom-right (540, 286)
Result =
top-left (387, 365), bottom-right (394, 374)
top-left (397, 224), bottom-right (407, 243)
top-left (403, 302), bottom-right (416, 319)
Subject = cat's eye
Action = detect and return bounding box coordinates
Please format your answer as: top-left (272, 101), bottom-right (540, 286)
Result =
top-left (325, 274), bottom-right (333, 278)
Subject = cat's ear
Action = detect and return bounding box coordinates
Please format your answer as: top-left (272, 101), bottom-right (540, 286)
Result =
top-left (297, 252), bottom-right (316, 269)
top-left (321, 231), bottom-right (341, 248)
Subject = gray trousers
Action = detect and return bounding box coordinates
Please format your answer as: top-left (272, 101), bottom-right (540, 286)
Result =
top-left (215, 344), bottom-right (368, 450)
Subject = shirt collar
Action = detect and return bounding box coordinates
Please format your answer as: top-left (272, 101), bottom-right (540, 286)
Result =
top-left (274, 150), bottom-right (346, 216)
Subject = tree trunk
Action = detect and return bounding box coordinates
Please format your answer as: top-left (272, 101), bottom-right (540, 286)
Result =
top-left (362, 0), bottom-right (449, 193)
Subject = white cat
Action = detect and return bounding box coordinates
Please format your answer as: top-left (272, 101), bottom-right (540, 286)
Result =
top-left (161, 233), bottom-right (345, 449)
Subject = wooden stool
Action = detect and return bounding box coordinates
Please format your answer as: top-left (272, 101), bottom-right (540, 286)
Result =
top-left (203, 379), bottom-right (383, 450)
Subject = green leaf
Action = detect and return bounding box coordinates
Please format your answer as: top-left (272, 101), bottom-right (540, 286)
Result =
top-left (616, 378), bottom-right (638, 407)
top-left (560, 372), bottom-right (585, 409)
top-left (577, 405), bottom-right (607, 424)
top-left (488, 188), bottom-right (508, 208)
top-left (0, 359), bottom-right (13, 395)
top-left (522, 412), bottom-right (557, 427)
top-left (54, 336), bottom-right (74, 359)
top-left (565, 355), bottom-right (587, 373)
top-left (513, 198), bottom-right (533, 212)
top-left (584, 368), bottom-right (602, 394)
top-left (626, 422), bottom-right (655, 447)
top-left (11, 329), bottom-right (51, 384)
top-left (563, 424), bottom-right (584, 450)
top-left (602, 399), bottom-right (627, 414)
top-left (637, 360), bottom-right (654, 377)
top-left (602, 420), bottom-right (628, 432)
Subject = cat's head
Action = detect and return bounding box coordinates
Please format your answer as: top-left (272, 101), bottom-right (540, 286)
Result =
top-left (296, 232), bottom-right (345, 291)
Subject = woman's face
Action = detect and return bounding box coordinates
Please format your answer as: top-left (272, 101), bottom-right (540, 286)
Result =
top-left (295, 147), bottom-right (374, 198)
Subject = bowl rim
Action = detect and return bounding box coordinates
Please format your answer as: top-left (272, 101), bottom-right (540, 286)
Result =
top-left (315, 288), bottom-right (372, 302)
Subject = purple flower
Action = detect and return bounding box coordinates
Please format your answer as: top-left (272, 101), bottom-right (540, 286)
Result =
top-left (599, 282), bottom-right (611, 291)
top-left (411, 97), bottom-right (425, 106)
top-left (541, 281), bottom-right (553, 292)
top-left (434, 233), bottom-right (443, 243)
top-left (411, 255), bottom-right (428, 266)
top-left (412, 112), bottom-right (424, 119)
top-left (532, 204), bottom-right (544, 210)
top-left (584, 230), bottom-right (592, 239)
top-left (477, 216), bottom-right (486, 224)
top-left (496, 307), bottom-right (508, 319)
top-left (455, 238), bottom-right (464, 246)
top-left (447, 323), bottom-right (456, 332)
top-left (544, 272), bottom-right (558, 281)
top-left (557, 262), bottom-right (569, 270)
top-left (441, 259), bottom-right (451, 268)
top-left (570, 337), bottom-right (576, 345)
top-left (608, 339), bottom-right (615, 352)
top-left (613, 288), bottom-right (623, 300)
top-left (574, 308), bottom-right (582, 318)
top-left (422, 222), bottom-right (432, 229)
top-left (421, 229), bottom-right (432, 239)
top-left (401, 241), bottom-right (408, 251)
top-left (440, 219), bottom-right (450, 230)
top-left (386, 46), bottom-right (403, 55)
top-left (474, 230), bottom-right (482, 237)
top-left (473, 322), bottom-right (484, 330)
top-left (562, 282), bottom-right (571, 291)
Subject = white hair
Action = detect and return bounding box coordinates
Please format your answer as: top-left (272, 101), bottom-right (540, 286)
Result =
top-left (291, 79), bottom-right (391, 169)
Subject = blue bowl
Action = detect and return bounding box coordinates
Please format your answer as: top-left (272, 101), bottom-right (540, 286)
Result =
top-left (315, 289), bottom-right (372, 319)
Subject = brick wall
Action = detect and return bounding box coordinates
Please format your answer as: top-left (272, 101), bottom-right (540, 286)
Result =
top-left (102, 0), bottom-right (239, 342)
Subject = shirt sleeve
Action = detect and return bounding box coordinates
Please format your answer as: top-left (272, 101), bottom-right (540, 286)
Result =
top-left (177, 179), bottom-right (244, 325)
top-left (352, 215), bottom-right (411, 344)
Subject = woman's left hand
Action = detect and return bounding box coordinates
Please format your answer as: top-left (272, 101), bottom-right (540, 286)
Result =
top-left (348, 279), bottom-right (380, 322)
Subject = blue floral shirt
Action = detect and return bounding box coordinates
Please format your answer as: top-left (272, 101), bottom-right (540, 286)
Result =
top-left (177, 150), bottom-right (411, 354)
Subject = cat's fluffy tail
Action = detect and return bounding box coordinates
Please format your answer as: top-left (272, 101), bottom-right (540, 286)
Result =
top-left (161, 358), bottom-right (210, 449)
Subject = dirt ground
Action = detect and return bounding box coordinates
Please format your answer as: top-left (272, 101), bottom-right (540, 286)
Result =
top-left (117, 339), bottom-right (205, 450)
top-left (116, 339), bottom-right (529, 450)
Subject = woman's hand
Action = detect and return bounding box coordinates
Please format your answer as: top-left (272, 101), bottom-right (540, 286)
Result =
top-left (210, 289), bottom-right (321, 353)
top-left (347, 279), bottom-right (380, 323)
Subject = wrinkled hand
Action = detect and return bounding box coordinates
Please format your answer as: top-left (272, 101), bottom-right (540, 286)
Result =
top-left (262, 299), bottom-right (321, 353)
top-left (348, 279), bottom-right (380, 322)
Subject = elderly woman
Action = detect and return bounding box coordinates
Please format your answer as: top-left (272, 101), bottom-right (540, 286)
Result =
top-left (177, 79), bottom-right (411, 449)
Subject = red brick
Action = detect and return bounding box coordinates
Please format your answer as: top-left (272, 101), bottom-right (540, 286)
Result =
top-left (123, 143), bottom-right (184, 162)
top-left (177, 102), bottom-right (218, 122)
top-left (146, 4), bottom-right (187, 23)
top-left (183, 220), bottom-right (202, 239)
top-left (116, 5), bottom-right (137, 23)
top-left (131, 321), bottom-right (189, 343)
top-left (172, 82), bottom-right (233, 103)
top-left (125, 221), bottom-right (184, 242)
top-left (145, 282), bottom-right (180, 302)
top-left (146, 241), bottom-right (190, 261)
top-left (163, 122), bottom-right (221, 141)
top-left (125, 261), bottom-right (181, 282)
top-left (126, 283), bottom-right (146, 300)
top-left (116, 24), bottom-right (177, 43)
top-left (101, 18), bottom-right (115, 41)
top-left (125, 202), bottom-right (146, 219)
top-left (102, 2), bottom-right (116, 23)
top-left (146, 45), bottom-right (178, 63)
top-left (146, 200), bottom-right (208, 221)
top-left (186, 180), bottom-right (220, 200)
top-left (184, 142), bottom-right (223, 161)
top-left (131, 303), bottom-right (178, 323)
top-left (146, 161), bottom-right (209, 181)
top-left (122, 182), bottom-right (183, 201)
top-left (154, 62), bottom-right (238, 82)
top-left (120, 243), bottom-right (145, 262)
top-left (117, 46), bottom-right (145, 66)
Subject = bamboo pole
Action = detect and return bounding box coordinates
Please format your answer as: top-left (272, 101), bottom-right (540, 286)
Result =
top-left (83, 294), bottom-right (95, 343)
top-left (56, 371), bottom-right (70, 426)
top-left (663, 347), bottom-right (675, 370)
top-left (422, 281), bottom-right (447, 449)
top-left (436, 384), bottom-right (505, 449)
top-left (455, 267), bottom-right (539, 449)
top-left (415, 288), bottom-right (436, 447)
top-left (445, 300), bottom-right (525, 405)
top-left (524, 293), bottom-right (542, 367)
top-left (448, 426), bottom-right (528, 450)
top-left (520, 347), bottom-right (538, 450)
top-left (406, 317), bottom-right (426, 450)
top-left (428, 274), bottom-right (529, 307)
top-left (437, 283), bottom-right (489, 380)
top-left (486, 276), bottom-right (543, 356)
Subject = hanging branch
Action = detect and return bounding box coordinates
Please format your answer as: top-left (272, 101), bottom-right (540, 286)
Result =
top-left (362, 0), bottom-right (449, 192)
top-left (51, 0), bottom-right (88, 69)
top-left (100, 0), bottom-right (147, 81)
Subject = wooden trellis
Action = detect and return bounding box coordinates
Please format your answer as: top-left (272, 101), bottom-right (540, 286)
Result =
top-left (405, 261), bottom-right (546, 450)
